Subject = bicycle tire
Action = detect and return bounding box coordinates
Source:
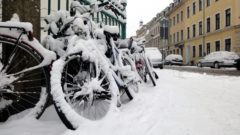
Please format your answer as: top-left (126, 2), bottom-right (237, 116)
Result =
top-left (0, 35), bottom-right (50, 122)
top-left (123, 57), bottom-right (139, 94)
top-left (134, 55), bottom-right (146, 83)
top-left (145, 57), bottom-right (156, 86)
top-left (51, 53), bottom-right (117, 130)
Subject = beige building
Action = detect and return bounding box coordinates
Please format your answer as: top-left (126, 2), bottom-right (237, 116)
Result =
top-left (167, 0), bottom-right (240, 65)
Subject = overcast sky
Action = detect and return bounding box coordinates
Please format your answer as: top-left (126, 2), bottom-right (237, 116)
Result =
top-left (126, 0), bottom-right (172, 38)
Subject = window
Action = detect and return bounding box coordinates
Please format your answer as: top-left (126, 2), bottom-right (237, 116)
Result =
top-left (181, 11), bottom-right (183, 21)
top-left (199, 0), bottom-right (202, 11)
top-left (207, 43), bottom-right (211, 54)
top-left (101, 13), bottom-right (105, 23)
top-left (169, 19), bottom-right (172, 27)
top-left (177, 49), bottom-right (179, 54)
top-left (109, 17), bottom-right (112, 25)
top-left (173, 33), bottom-right (176, 43)
top-left (187, 6), bottom-right (190, 18)
top-left (105, 15), bottom-right (108, 24)
top-left (193, 2), bottom-right (196, 15)
top-left (193, 46), bottom-right (196, 58)
top-left (173, 50), bottom-right (176, 54)
top-left (181, 30), bottom-right (184, 41)
top-left (207, 17), bottom-right (211, 33)
top-left (66, 0), bottom-right (69, 10)
top-left (206, 0), bottom-right (211, 7)
top-left (187, 27), bottom-right (190, 39)
top-left (215, 41), bottom-right (220, 51)
top-left (173, 17), bottom-right (176, 26)
top-left (112, 19), bottom-right (115, 25)
top-left (58, 0), bottom-right (61, 10)
top-left (199, 21), bottom-right (203, 35)
top-left (225, 38), bottom-right (231, 51)
top-left (177, 14), bottom-right (179, 23)
top-left (177, 32), bottom-right (179, 42)
top-left (215, 13), bottom-right (220, 30)
top-left (226, 8), bottom-right (231, 27)
top-left (193, 24), bottom-right (196, 37)
top-left (199, 45), bottom-right (203, 57)
top-left (169, 35), bottom-right (172, 44)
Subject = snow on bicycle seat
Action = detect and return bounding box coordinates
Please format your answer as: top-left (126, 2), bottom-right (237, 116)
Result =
top-left (103, 25), bottom-right (119, 35)
top-left (103, 25), bottom-right (120, 41)
top-left (0, 21), bottom-right (33, 32)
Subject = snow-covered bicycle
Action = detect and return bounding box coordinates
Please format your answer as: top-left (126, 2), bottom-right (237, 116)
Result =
top-left (128, 38), bottom-right (158, 86)
top-left (0, 21), bottom-right (56, 122)
top-left (0, 0), bottom-right (138, 130)
top-left (44, 0), bottom-right (139, 129)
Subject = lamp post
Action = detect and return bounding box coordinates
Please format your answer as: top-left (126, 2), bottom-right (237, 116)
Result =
top-left (160, 16), bottom-right (168, 68)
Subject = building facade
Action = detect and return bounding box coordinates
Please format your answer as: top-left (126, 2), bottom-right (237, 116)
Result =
top-left (41, 0), bottom-right (127, 40)
top-left (167, 0), bottom-right (240, 65)
top-left (136, 10), bottom-right (169, 59)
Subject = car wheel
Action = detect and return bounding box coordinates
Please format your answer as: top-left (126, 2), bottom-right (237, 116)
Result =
top-left (237, 63), bottom-right (240, 71)
top-left (214, 62), bottom-right (220, 69)
top-left (197, 63), bottom-right (202, 68)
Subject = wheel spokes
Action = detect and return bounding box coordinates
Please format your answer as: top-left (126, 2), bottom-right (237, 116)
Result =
top-left (61, 57), bottom-right (112, 120)
top-left (0, 42), bottom-right (49, 122)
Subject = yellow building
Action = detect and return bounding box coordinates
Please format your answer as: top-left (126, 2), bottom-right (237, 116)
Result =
top-left (167, 0), bottom-right (240, 65)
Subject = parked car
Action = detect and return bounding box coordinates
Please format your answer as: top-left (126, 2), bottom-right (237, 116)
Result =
top-left (164, 54), bottom-right (183, 66)
top-left (197, 51), bottom-right (240, 69)
top-left (235, 58), bottom-right (240, 70)
top-left (145, 47), bottom-right (163, 69)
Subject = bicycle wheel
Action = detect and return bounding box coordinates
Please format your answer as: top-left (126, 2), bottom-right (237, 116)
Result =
top-left (145, 57), bottom-right (156, 86)
top-left (123, 57), bottom-right (139, 94)
top-left (118, 57), bottom-right (139, 104)
top-left (134, 56), bottom-right (147, 82)
top-left (0, 36), bottom-right (50, 122)
top-left (51, 54), bottom-right (116, 130)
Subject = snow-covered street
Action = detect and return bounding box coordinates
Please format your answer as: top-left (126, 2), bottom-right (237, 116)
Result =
top-left (1, 69), bottom-right (240, 135)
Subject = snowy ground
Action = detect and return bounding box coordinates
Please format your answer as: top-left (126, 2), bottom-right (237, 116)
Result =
top-left (1, 69), bottom-right (240, 135)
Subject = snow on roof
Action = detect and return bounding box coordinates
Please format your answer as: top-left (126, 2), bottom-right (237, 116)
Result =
top-left (206, 51), bottom-right (239, 60)
top-left (145, 47), bottom-right (162, 60)
top-left (166, 54), bottom-right (183, 61)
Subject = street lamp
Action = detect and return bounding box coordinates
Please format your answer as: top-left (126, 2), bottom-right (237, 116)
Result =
top-left (160, 16), bottom-right (168, 68)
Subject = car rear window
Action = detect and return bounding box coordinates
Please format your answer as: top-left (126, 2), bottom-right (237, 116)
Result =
top-left (145, 48), bottom-right (162, 59)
